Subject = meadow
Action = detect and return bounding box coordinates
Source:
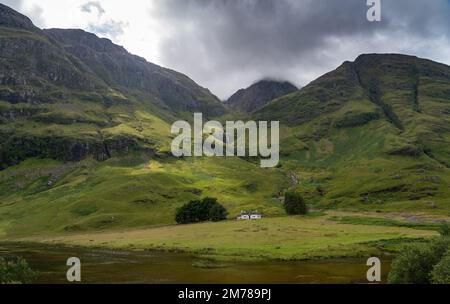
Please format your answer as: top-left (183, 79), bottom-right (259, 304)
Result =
top-left (15, 211), bottom-right (439, 261)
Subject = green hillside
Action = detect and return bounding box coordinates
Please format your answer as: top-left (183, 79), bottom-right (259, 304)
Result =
top-left (0, 156), bottom-right (286, 238)
top-left (0, 4), bottom-right (449, 241)
top-left (256, 54), bottom-right (450, 213)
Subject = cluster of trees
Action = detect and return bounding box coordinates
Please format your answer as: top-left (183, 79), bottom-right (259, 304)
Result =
top-left (0, 257), bottom-right (36, 284)
top-left (388, 223), bottom-right (450, 284)
top-left (284, 191), bottom-right (308, 215)
top-left (176, 197), bottom-right (228, 224)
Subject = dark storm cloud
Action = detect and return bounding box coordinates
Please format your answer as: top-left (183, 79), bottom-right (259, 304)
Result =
top-left (150, 0), bottom-right (450, 99)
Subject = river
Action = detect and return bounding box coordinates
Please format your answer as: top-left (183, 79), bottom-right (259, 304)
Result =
top-left (0, 243), bottom-right (391, 284)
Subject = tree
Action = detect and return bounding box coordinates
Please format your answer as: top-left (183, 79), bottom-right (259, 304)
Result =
top-left (284, 191), bottom-right (308, 215)
top-left (0, 257), bottom-right (37, 284)
top-left (200, 197), bottom-right (219, 221)
top-left (209, 203), bottom-right (228, 222)
top-left (175, 197), bottom-right (228, 224)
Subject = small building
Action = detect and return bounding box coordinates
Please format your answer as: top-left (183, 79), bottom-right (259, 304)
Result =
top-left (250, 213), bottom-right (262, 220)
top-left (237, 210), bottom-right (262, 220)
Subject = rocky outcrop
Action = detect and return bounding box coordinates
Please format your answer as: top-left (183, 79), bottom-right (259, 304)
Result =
top-left (0, 132), bottom-right (152, 169)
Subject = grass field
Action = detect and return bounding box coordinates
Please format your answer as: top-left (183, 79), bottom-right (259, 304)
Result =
top-left (15, 212), bottom-right (439, 261)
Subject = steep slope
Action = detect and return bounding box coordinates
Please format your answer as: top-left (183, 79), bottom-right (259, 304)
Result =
top-left (255, 54), bottom-right (450, 211)
top-left (0, 4), bottom-right (226, 169)
top-left (44, 28), bottom-right (225, 116)
top-left (227, 80), bottom-right (297, 113)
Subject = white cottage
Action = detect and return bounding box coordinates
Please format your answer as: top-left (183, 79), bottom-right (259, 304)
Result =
top-left (237, 210), bottom-right (262, 220)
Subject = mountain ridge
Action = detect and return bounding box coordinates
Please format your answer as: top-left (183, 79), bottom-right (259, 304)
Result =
top-left (43, 28), bottom-right (225, 116)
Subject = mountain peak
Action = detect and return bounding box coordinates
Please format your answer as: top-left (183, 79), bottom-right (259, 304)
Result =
top-left (0, 3), bottom-right (39, 32)
top-left (227, 79), bottom-right (298, 113)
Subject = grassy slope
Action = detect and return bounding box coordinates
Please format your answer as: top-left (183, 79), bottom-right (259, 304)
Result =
top-left (15, 213), bottom-right (437, 261)
top-left (279, 120), bottom-right (450, 214)
top-left (0, 156), bottom-right (287, 238)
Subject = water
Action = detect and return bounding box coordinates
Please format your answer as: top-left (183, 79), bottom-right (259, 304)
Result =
top-left (0, 243), bottom-right (391, 284)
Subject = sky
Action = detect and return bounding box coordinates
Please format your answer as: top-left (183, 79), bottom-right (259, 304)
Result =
top-left (2, 0), bottom-right (450, 99)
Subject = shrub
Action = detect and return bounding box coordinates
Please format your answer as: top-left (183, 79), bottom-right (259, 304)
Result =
top-left (176, 197), bottom-right (228, 224)
top-left (388, 237), bottom-right (450, 284)
top-left (284, 191), bottom-right (308, 215)
top-left (439, 222), bottom-right (450, 237)
top-left (431, 250), bottom-right (450, 284)
top-left (0, 257), bottom-right (37, 284)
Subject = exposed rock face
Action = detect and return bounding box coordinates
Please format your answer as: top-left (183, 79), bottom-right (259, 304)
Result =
top-left (227, 80), bottom-right (297, 113)
top-left (0, 32), bottom-right (106, 102)
top-left (0, 131), bottom-right (155, 169)
top-left (43, 29), bottom-right (226, 116)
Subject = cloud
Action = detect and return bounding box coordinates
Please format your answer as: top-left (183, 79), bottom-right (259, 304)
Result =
top-left (149, 0), bottom-right (450, 99)
top-left (1, 0), bottom-right (23, 10)
top-left (26, 3), bottom-right (45, 27)
top-left (79, 1), bottom-right (127, 40)
top-left (87, 19), bottom-right (128, 40)
top-left (81, 1), bottom-right (105, 17)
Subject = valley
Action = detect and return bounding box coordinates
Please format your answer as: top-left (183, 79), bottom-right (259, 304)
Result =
top-left (0, 3), bottom-right (449, 284)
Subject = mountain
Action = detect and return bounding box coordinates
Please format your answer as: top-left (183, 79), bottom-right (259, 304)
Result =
top-left (0, 4), bottom-right (226, 168)
top-left (226, 80), bottom-right (297, 113)
top-left (255, 53), bottom-right (450, 210)
top-left (0, 5), bottom-right (449, 239)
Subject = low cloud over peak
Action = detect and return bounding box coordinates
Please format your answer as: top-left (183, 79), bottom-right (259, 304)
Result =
top-left (150, 0), bottom-right (450, 98)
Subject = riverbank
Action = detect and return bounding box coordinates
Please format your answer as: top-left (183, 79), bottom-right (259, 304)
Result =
top-left (8, 212), bottom-right (440, 261)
